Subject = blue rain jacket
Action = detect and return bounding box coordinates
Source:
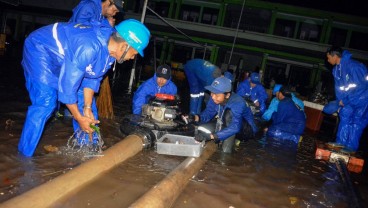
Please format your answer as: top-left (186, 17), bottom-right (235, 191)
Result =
top-left (199, 93), bottom-right (257, 141)
top-left (267, 97), bottom-right (306, 143)
top-left (236, 79), bottom-right (268, 114)
top-left (332, 50), bottom-right (368, 151)
top-left (132, 74), bottom-right (178, 115)
top-left (262, 93), bottom-right (304, 121)
top-left (333, 50), bottom-right (368, 107)
top-left (19, 22), bottom-right (115, 156)
top-left (22, 22), bottom-right (115, 104)
top-left (69, 0), bottom-right (112, 134)
top-left (184, 59), bottom-right (219, 94)
top-left (70, 0), bottom-right (109, 26)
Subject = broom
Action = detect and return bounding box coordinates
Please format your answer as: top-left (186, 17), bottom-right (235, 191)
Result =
top-left (96, 75), bottom-right (114, 119)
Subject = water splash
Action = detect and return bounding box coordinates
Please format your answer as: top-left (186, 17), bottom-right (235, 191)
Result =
top-left (67, 129), bottom-right (104, 155)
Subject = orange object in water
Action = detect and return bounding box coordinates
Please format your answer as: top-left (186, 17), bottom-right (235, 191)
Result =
top-left (315, 147), bottom-right (331, 160)
top-left (155, 93), bottom-right (175, 100)
top-left (348, 157), bottom-right (365, 174)
top-left (315, 146), bottom-right (364, 173)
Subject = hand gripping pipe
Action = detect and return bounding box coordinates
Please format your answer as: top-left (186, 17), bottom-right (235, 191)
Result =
top-left (129, 142), bottom-right (218, 208)
top-left (0, 134), bottom-right (150, 208)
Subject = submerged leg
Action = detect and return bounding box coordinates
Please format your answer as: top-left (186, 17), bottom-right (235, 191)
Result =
top-left (18, 80), bottom-right (57, 156)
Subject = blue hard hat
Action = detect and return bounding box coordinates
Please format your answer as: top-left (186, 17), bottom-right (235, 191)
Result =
top-left (273, 84), bottom-right (282, 95)
top-left (115, 19), bottom-right (150, 57)
top-left (205, 77), bottom-right (232, 94)
top-left (250, 73), bottom-right (261, 84)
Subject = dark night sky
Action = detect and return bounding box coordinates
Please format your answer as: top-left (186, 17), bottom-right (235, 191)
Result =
top-left (263, 0), bottom-right (368, 18)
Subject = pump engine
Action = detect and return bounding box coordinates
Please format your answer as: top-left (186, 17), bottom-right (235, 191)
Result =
top-left (120, 93), bottom-right (195, 144)
top-left (140, 93), bottom-right (180, 129)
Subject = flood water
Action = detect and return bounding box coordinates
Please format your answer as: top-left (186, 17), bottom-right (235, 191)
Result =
top-left (52, 136), bottom-right (357, 208)
top-left (0, 57), bottom-right (367, 208)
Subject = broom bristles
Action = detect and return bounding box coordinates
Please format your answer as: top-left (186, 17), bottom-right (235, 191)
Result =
top-left (96, 76), bottom-right (114, 119)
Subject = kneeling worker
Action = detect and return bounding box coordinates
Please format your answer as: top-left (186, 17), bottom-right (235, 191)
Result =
top-left (192, 77), bottom-right (257, 153)
top-left (132, 64), bottom-right (178, 115)
top-left (266, 86), bottom-right (306, 144)
top-left (262, 84), bottom-right (304, 121)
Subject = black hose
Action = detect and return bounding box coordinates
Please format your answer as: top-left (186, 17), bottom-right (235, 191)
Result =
top-left (335, 159), bottom-right (362, 208)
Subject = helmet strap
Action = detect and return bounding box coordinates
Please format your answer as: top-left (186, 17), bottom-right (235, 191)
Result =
top-left (117, 45), bottom-right (130, 64)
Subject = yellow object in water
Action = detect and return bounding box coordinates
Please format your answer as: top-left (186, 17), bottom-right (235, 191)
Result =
top-left (297, 136), bottom-right (303, 148)
top-left (289, 196), bottom-right (298, 205)
top-left (235, 139), bottom-right (241, 147)
top-left (44, 145), bottom-right (59, 153)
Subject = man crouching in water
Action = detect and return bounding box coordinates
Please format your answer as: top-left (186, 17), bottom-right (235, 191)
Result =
top-left (191, 76), bottom-right (258, 153)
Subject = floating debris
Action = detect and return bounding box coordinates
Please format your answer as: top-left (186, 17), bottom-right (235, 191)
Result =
top-left (289, 196), bottom-right (298, 205)
top-left (43, 145), bottom-right (59, 153)
top-left (5, 119), bottom-right (15, 131)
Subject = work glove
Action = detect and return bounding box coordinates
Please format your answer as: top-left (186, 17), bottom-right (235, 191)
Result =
top-left (194, 132), bottom-right (212, 142)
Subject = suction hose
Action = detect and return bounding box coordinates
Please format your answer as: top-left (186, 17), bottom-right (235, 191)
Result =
top-left (130, 142), bottom-right (218, 208)
top-left (0, 134), bottom-right (151, 208)
top-left (335, 159), bottom-right (362, 208)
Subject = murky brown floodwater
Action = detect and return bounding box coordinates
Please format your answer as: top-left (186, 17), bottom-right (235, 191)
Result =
top-left (50, 136), bottom-right (353, 208)
top-left (0, 59), bottom-right (367, 208)
top-left (1, 94), bottom-right (366, 207)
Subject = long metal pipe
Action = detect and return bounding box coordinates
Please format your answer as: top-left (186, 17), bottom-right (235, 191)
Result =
top-left (0, 134), bottom-right (146, 208)
top-left (127, 0), bottom-right (149, 94)
top-left (130, 142), bottom-right (218, 208)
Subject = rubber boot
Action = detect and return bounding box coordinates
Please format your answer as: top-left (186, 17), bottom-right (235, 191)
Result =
top-left (222, 135), bottom-right (235, 153)
top-left (220, 109), bottom-right (235, 153)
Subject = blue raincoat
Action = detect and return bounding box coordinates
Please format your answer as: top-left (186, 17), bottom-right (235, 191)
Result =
top-left (184, 59), bottom-right (221, 115)
top-left (69, 0), bottom-right (113, 134)
top-left (267, 97), bottom-right (306, 143)
top-left (262, 93), bottom-right (304, 121)
top-left (18, 22), bottom-right (115, 156)
top-left (236, 79), bottom-right (268, 115)
top-left (199, 93), bottom-right (257, 141)
top-left (132, 74), bottom-right (178, 115)
top-left (332, 50), bottom-right (368, 151)
top-left (70, 0), bottom-right (110, 26)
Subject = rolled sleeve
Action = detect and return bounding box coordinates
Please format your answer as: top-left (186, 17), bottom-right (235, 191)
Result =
top-left (81, 77), bottom-right (103, 92)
